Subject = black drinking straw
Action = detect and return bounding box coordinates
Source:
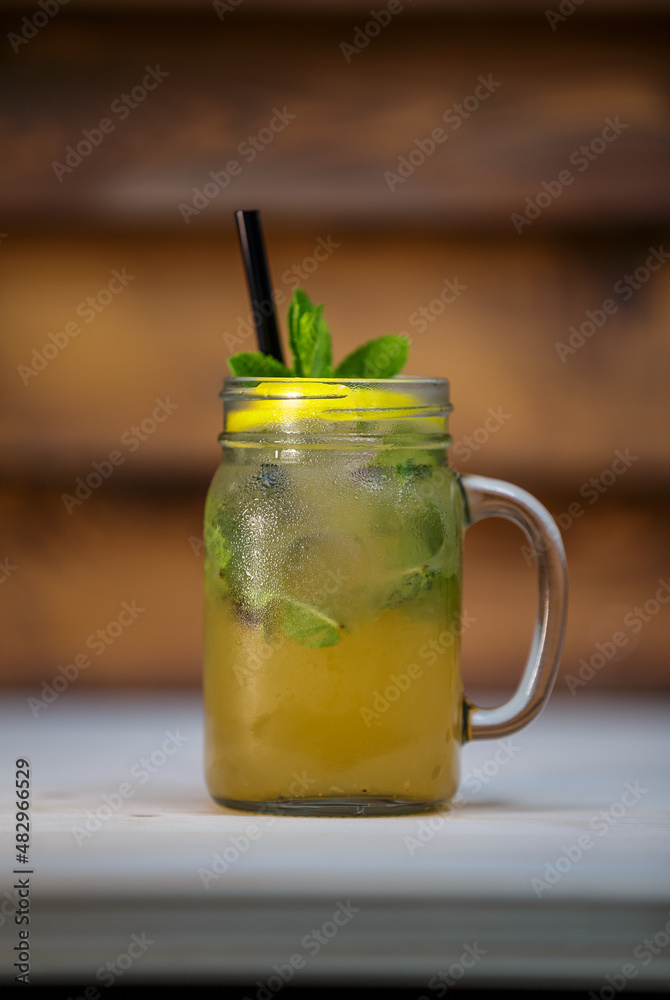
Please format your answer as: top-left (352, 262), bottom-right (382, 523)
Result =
top-left (235, 209), bottom-right (284, 363)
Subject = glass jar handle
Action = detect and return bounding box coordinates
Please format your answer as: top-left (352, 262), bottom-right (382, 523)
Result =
top-left (459, 474), bottom-right (568, 741)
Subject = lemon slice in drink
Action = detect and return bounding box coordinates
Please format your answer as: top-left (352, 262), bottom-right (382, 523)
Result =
top-left (225, 380), bottom-right (433, 433)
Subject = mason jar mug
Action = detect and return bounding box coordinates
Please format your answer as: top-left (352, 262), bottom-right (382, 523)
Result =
top-left (203, 377), bottom-right (567, 816)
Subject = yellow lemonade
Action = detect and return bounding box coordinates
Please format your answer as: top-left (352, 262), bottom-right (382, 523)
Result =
top-left (205, 574), bottom-right (463, 809)
top-left (203, 378), bottom-right (463, 813)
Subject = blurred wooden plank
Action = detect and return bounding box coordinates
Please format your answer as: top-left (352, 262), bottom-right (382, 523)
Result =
top-left (0, 487), bottom-right (204, 688)
top-left (0, 487), bottom-right (668, 689)
top-left (1, 232), bottom-right (669, 486)
top-left (1, 13), bottom-right (669, 229)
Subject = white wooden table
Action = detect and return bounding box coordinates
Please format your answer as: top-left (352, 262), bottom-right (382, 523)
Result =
top-left (0, 692), bottom-right (668, 990)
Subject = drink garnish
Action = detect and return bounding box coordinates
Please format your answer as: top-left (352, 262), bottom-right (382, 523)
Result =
top-left (278, 597), bottom-right (342, 648)
top-left (228, 288), bottom-right (410, 379)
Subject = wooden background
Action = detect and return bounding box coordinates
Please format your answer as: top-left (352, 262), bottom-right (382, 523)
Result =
top-left (1, 0), bottom-right (669, 692)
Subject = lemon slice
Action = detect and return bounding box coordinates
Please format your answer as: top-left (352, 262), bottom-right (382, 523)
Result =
top-left (225, 380), bottom-right (429, 433)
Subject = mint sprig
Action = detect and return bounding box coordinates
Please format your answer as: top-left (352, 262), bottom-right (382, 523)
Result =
top-left (227, 288), bottom-right (409, 379)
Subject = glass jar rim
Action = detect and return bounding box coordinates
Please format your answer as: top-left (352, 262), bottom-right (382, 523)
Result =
top-left (219, 376), bottom-right (451, 436)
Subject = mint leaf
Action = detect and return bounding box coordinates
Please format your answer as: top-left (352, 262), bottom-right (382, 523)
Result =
top-left (279, 597), bottom-right (342, 647)
top-left (227, 352), bottom-right (292, 377)
top-left (205, 520), bottom-right (231, 571)
top-left (384, 565), bottom-right (442, 610)
top-left (395, 459), bottom-right (434, 481)
top-left (334, 335), bottom-right (409, 379)
top-left (204, 517), bottom-right (231, 600)
top-left (287, 290), bottom-right (333, 377)
top-left (383, 569), bottom-right (461, 627)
